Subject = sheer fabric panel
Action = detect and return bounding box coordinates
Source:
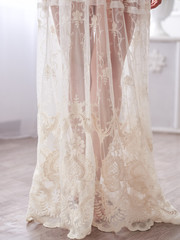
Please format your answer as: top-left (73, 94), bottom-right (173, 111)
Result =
top-left (26, 1), bottom-right (180, 239)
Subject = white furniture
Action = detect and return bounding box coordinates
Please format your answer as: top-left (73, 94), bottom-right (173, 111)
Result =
top-left (150, 0), bottom-right (175, 37)
top-left (149, 37), bottom-right (180, 133)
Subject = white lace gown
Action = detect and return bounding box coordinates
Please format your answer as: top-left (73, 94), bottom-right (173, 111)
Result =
top-left (26, 0), bottom-right (180, 239)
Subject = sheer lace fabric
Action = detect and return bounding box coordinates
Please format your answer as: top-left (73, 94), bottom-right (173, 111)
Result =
top-left (26, 0), bottom-right (180, 239)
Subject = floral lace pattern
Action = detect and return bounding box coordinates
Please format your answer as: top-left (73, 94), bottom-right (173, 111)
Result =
top-left (26, 0), bottom-right (180, 239)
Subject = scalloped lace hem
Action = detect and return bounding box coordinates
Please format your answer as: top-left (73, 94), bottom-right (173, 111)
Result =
top-left (26, 212), bottom-right (180, 239)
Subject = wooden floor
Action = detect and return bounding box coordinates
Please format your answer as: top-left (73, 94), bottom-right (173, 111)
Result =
top-left (0, 133), bottom-right (180, 240)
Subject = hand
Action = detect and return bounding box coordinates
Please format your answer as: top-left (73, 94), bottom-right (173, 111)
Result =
top-left (151, 0), bottom-right (162, 9)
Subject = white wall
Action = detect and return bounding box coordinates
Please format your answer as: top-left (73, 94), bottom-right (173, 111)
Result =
top-left (0, 0), bottom-right (37, 138)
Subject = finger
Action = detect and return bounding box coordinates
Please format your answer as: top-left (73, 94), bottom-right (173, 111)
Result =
top-left (151, 0), bottom-right (162, 9)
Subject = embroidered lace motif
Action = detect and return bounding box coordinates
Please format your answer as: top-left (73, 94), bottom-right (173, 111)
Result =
top-left (26, 0), bottom-right (180, 239)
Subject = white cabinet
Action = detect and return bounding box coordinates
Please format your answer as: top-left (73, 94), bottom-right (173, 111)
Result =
top-left (149, 38), bottom-right (180, 133)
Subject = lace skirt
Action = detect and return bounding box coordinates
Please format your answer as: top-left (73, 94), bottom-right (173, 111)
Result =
top-left (26, 0), bottom-right (180, 239)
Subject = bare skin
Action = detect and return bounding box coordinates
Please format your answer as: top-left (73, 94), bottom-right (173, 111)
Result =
top-left (50, 1), bottom-right (163, 181)
top-left (50, 0), bottom-right (163, 39)
top-left (90, 5), bottom-right (136, 179)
